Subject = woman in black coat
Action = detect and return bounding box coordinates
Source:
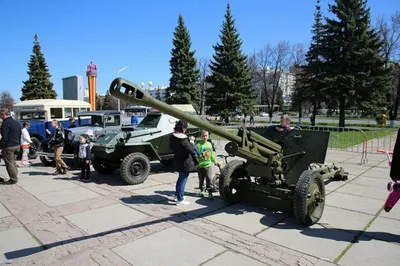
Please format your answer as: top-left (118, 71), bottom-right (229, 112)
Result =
top-left (169, 120), bottom-right (198, 206)
top-left (390, 129), bottom-right (400, 182)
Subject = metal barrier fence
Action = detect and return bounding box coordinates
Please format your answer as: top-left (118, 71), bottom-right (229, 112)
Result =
top-left (211, 124), bottom-right (399, 165)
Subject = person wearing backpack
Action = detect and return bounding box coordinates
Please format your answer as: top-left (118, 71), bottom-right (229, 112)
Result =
top-left (46, 120), bottom-right (68, 175)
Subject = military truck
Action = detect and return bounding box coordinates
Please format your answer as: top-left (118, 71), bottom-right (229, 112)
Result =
top-left (91, 110), bottom-right (203, 185)
top-left (37, 110), bottom-right (126, 166)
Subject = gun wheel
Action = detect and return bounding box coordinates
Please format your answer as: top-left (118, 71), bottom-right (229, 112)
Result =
top-left (219, 160), bottom-right (247, 204)
top-left (121, 152), bottom-right (151, 185)
top-left (293, 170), bottom-right (325, 226)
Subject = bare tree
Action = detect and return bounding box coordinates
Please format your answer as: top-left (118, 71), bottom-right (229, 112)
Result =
top-left (0, 91), bottom-right (15, 110)
top-left (197, 57), bottom-right (210, 116)
top-left (377, 11), bottom-right (400, 126)
top-left (250, 41), bottom-right (292, 122)
top-left (289, 43), bottom-right (307, 124)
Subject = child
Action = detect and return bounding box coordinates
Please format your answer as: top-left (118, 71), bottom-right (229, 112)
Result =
top-left (20, 122), bottom-right (33, 167)
top-left (78, 134), bottom-right (92, 181)
top-left (196, 130), bottom-right (218, 199)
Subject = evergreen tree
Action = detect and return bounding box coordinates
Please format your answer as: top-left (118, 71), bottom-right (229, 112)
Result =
top-left (102, 91), bottom-right (117, 110)
top-left (206, 4), bottom-right (255, 118)
top-left (300, 0), bottom-right (325, 125)
top-left (21, 34), bottom-right (57, 101)
top-left (320, 0), bottom-right (389, 127)
top-left (165, 14), bottom-right (200, 109)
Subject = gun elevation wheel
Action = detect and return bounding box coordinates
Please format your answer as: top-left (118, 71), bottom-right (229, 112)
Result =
top-left (121, 152), bottom-right (151, 185)
top-left (219, 160), bottom-right (247, 204)
top-left (293, 170), bottom-right (325, 226)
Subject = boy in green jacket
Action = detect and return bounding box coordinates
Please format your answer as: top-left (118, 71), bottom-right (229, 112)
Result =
top-left (196, 130), bottom-right (218, 199)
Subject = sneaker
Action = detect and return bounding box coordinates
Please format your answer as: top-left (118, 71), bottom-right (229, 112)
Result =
top-left (53, 170), bottom-right (61, 176)
top-left (176, 200), bottom-right (190, 206)
top-left (173, 196), bottom-right (185, 202)
top-left (208, 192), bottom-right (214, 200)
top-left (199, 191), bottom-right (205, 197)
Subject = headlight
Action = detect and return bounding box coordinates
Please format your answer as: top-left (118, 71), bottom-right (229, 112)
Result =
top-left (67, 132), bottom-right (75, 141)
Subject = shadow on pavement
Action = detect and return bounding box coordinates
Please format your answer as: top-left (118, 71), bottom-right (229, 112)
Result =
top-left (260, 218), bottom-right (400, 244)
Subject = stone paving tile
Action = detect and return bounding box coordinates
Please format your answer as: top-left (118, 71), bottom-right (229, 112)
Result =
top-left (380, 204), bottom-right (400, 221)
top-left (130, 183), bottom-right (175, 202)
top-left (0, 227), bottom-right (43, 264)
top-left (65, 203), bottom-right (149, 235)
top-left (202, 250), bottom-right (268, 266)
top-left (361, 168), bottom-right (391, 179)
top-left (0, 203), bottom-right (11, 218)
top-left (117, 179), bottom-right (163, 191)
top-left (0, 216), bottom-right (22, 233)
top-left (205, 203), bottom-right (285, 235)
top-left (326, 191), bottom-right (383, 215)
top-left (169, 195), bottom-right (228, 218)
top-left (112, 226), bottom-right (226, 266)
top-left (349, 175), bottom-right (389, 188)
top-left (364, 216), bottom-right (400, 244)
top-left (35, 187), bottom-right (101, 207)
top-left (150, 172), bottom-right (180, 184)
top-left (338, 236), bottom-right (399, 266)
top-left (20, 180), bottom-right (79, 195)
top-left (324, 176), bottom-right (356, 192)
top-left (318, 205), bottom-right (373, 232)
top-left (335, 183), bottom-right (388, 201)
top-left (257, 218), bottom-right (355, 261)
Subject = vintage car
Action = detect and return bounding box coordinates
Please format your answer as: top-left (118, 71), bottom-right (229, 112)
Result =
top-left (36, 110), bottom-right (126, 166)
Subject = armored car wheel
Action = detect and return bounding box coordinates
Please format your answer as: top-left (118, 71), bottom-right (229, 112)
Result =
top-left (40, 156), bottom-right (55, 167)
top-left (121, 152), bottom-right (151, 185)
top-left (219, 160), bottom-right (246, 204)
top-left (293, 170), bottom-right (326, 226)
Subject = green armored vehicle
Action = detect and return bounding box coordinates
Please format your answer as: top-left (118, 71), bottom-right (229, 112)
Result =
top-left (91, 108), bottom-right (202, 185)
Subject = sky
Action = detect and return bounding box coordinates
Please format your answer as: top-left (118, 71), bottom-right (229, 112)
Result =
top-left (1, 0), bottom-right (399, 102)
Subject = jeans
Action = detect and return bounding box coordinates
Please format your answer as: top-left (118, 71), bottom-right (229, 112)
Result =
top-left (175, 172), bottom-right (189, 201)
top-left (80, 158), bottom-right (91, 179)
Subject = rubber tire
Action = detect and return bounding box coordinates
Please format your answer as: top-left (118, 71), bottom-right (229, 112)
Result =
top-left (293, 170), bottom-right (326, 226)
top-left (29, 137), bottom-right (41, 159)
top-left (121, 152), bottom-right (151, 185)
top-left (212, 173), bottom-right (219, 192)
top-left (40, 156), bottom-right (55, 167)
top-left (219, 160), bottom-right (246, 204)
top-left (160, 159), bottom-right (174, 167)
top-left (92, 157), bottom-right (116, 175)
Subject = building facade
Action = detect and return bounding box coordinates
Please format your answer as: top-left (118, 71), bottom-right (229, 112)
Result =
top-left (62, 75), bottom-right (87, 101)
top-left (146, 85), bottom-right (168, 101)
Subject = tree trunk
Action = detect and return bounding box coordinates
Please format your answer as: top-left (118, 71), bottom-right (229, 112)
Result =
top-left (298, 101), bottom-right (303, 124)
top-left (339, 94), bottom-right (346, 128)
top-left (311, 99), bottom-right (318, 126)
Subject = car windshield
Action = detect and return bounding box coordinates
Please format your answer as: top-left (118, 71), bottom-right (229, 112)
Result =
top-left (136, 114), bottom-right (161, 128)
top-left (96, 132), bottom-right (119, 144)
top-left (79, 115), bottom-right (104, 127)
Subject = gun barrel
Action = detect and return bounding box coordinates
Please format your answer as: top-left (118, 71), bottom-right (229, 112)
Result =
top-left (109, 78), bottom-right (242, 143)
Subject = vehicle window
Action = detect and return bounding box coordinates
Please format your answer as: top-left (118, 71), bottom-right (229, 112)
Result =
top-left (64, 108), bottom-right (72, 118)
top-left (136, 114), bottom-right (161, 128)
top-left (80, 108), bottom-right (87, 112)
top-left (105, 115), bottom-right (120, 126)
top-left (73, 108), bottom-right (80, 117)
top-left (86, 108), bottom-right (91, 111)
top-left (17, 111), bottom-right (46, 120)
top-left (50, 108), bottom-right (63, 119)
top-left (91, 115), bottom-right (103, 126)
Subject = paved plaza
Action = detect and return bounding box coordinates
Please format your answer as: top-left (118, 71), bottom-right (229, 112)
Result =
top-left (0, 141), bottom-right (399, 265)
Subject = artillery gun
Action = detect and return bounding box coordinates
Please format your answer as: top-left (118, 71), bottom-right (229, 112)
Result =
top-left (109, 77), bottom-right (348, 226)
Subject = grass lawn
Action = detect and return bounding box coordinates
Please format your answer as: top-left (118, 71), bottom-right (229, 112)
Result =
top-left (209, 127), bottom-right (396, 150)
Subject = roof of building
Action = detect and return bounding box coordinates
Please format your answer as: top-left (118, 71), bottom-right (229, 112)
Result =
top-left (77, 110), bottom-right (121, 116)
top-left (14, 99), bottom-right (91, 107)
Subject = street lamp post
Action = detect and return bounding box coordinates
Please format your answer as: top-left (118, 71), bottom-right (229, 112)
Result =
top-left (112, 65), bottom-right (130, 111)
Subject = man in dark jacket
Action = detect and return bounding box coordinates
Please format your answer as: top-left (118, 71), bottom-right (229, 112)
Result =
top-left (47, 120), bottom-right (68, 175)
top-left (390, 129), bottom-right (400, 181)
top-left (169, 120), bottom-right (198, 206)
top-left (0, 108), bottom-right (21, 184)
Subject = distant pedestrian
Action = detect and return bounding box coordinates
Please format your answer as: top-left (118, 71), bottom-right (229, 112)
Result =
top-left (77, 134), bottom-right (92, 182)
top-left (131, 112), bottom-right (139, 126)
top-left (20, 122), bottom-right (33, 167)
top-left (0, 108), bottom-right (21, 184)
top-left (250, 112), bottom-right (255, 127)
top-left (169, 120), bottom-right (198, 206)
top-left (68, 117), bottom-right (77, 128)
top-left (46, 120), bottom-right (68, 175)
